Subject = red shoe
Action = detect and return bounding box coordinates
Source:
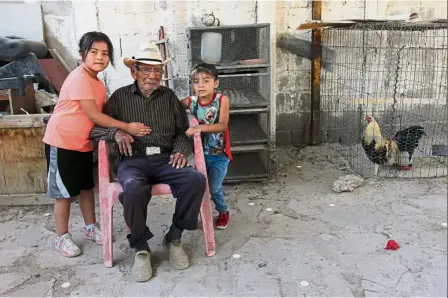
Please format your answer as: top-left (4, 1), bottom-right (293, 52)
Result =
top-left (215, 211), bottom-right (230, 229)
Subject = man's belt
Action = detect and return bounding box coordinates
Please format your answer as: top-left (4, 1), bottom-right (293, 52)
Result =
top-left (132, 146), bottom-right (170, 156)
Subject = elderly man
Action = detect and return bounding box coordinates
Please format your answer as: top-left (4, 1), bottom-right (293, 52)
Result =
top-left (90, 43), bottom-right (206, 282)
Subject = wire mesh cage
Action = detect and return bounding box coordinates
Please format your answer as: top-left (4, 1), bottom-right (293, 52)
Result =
top-left (320, 21), bottom-right (448, 178)
top-left (217, 74), bottom-right (270, 109)
top-left (188, 24), bottom-right (270, 73)
top-left (187, 24), bottom-right (272, 182)
top-left (188, 24), bottom-right (271, 110)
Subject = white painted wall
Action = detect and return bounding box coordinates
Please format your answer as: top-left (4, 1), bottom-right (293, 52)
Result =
top-left (41, 0), bottom-right (261, 95)
top-left (0, 3), bottom-right (44, 41)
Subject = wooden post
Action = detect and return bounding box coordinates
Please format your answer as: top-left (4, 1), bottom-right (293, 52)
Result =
top-left (310, 0), bottom-right (322, 145)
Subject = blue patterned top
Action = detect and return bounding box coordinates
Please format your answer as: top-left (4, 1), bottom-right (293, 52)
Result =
top-left (188, 93), bottom-right (229, 156)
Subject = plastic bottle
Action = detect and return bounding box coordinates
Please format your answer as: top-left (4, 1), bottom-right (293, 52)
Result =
top-left (200, 32), bottom-right (222, 64)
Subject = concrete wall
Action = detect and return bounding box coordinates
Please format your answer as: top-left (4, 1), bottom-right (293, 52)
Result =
top-left (32, 0), bottom-right (448, 145)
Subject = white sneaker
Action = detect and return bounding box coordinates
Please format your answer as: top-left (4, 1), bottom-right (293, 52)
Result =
top-left (54, 233), bottom-right (82, 258)
top-left (82, 222), bottom-right (102, 245)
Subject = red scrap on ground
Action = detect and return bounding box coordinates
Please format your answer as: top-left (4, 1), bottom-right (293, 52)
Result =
top-left (385, 240), bottom-right (400, 250)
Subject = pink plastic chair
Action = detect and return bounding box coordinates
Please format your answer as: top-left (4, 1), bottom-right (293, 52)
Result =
top-left (98, 118), bottom-right (216, 268)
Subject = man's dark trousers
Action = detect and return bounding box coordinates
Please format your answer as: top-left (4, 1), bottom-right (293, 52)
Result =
top-left (117, 154), bottom-right (206, 251)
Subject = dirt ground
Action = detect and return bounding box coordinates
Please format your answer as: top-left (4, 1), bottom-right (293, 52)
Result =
top-left (0, 146), bottom-right (447, 297)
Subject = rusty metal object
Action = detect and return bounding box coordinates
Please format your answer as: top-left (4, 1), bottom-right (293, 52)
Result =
top-left (312, 0), bottom-right (322, 27)
top-left (310, 0), bottom-right (322, 145)
top-left (159, 26), bottom-right (170, 89)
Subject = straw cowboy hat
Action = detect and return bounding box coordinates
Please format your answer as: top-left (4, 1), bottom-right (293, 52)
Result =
top-left (123, 42), bottom-right (171, 68)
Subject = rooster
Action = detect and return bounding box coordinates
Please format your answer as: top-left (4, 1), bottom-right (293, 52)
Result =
top-left (362, 115), bottom-right (393, 176)
top-left (390, 125), bottom-right (426, 170)
top-left (363, 115), bottom-right (426, 175)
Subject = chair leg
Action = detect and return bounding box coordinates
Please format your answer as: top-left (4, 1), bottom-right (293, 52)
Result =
top-left (101, 204), bottom-right (114, 268)
top-left (200, 190), bottom-right (216, 257)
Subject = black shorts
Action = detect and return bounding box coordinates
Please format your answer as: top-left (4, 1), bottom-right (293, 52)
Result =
top-left (45, 144), bottom-right (94, 199)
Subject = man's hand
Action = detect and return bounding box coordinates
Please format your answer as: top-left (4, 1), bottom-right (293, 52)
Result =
top-left (186, 126), bottom-right (201, 137)
top-left (114, 130), bottom-right (134, 156)
top-left (169, 152), bottom-right (189, 169)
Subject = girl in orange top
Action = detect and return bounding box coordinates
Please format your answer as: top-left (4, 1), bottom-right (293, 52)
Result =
top-left (43, 32), bottom-right (150, 257)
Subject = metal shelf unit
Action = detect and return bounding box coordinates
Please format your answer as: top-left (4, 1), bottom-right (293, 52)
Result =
top-left (187, 23), bottom-right (272, 182)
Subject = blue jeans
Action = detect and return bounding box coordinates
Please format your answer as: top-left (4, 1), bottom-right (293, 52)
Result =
top-left (205, 154), bottom-right (230, 213)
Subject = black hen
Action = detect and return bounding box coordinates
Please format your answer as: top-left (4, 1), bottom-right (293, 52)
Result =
top-left (391, 126), bottom-right (426, 168)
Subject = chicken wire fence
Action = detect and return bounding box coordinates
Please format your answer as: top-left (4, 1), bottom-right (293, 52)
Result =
top-left (320, 21), bottom-right (448, 178)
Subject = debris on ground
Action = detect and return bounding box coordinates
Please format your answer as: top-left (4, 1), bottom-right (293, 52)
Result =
top-left (385, 240), bottom-right (400, 250)
top-left (299, 280), bottom-right (309, 287)
top-left (332, 174), bottom-right (365, 193)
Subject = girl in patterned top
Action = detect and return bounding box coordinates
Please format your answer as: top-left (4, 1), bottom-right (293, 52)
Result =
top-left (182, 63), bottom-right (232, 229)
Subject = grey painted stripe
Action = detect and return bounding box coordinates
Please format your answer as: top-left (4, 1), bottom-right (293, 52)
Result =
top-left (55, 166), bottom-right (70, 198)
top-left (47, 146), bottom-right (70, 199)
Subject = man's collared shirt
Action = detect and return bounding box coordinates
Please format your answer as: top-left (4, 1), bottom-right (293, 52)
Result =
top-left (90, 82), bottom-right (193, 157)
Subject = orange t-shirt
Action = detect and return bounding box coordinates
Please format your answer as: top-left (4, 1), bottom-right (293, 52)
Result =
top-left (43, 65), bottom-right (107, 152)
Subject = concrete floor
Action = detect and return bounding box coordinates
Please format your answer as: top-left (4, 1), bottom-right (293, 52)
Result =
top-left (0, 146), bottom-right (447, 297)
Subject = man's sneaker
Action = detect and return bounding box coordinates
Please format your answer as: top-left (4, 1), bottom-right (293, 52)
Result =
top-left (132, 250), bottom-right (152, 282)
top-left (82, 222), bottom-right (102, 244)
top-left (215, 211), bottom-right (230, 229)
top-left (163, 234), bottom-right (189, 270)
top-left (55, 233), bottom-right (82, 258)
